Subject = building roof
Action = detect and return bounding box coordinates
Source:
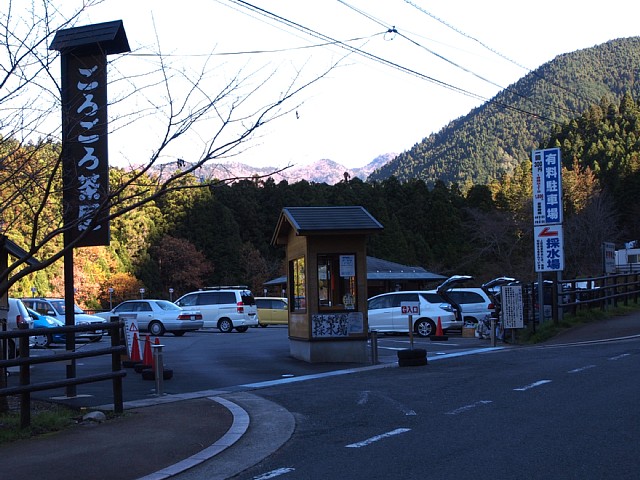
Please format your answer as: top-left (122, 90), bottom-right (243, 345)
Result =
top-left (263, 256), bottom-right (445, 287)
top-left (366, 256), bottom-right (446, 281)
top-left (49, 20), bottom-right (130, 55)
top-left (271, 206), bottom-right (383, 246)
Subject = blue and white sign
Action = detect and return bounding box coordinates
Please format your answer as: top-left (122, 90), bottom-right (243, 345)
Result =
top-left (534, 225), bottom-right (564, 272)
top-left (532, 148), bottom-right (563, 226)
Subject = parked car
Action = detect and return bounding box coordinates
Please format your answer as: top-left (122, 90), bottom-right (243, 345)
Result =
top-left (21, 297), bottom-right (106, 342)
top-left (367, 291), bottom-right (459, 337)
top-left (96, 299), bottom-right (203, 336)
top-left (27, 307), bottom-right (65, 348)
top-left (255, 297), bottom-right (288, 326)
top-left (429, 275), bottom-right (495, 324)
top-left (175, 286), bottom-right (258, 333)
top-left (2, 298), bottom-right (34, 358)
top-left (427, 287), bottom-right (494, 324)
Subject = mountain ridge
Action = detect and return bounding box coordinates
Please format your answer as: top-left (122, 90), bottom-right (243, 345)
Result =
top-left (367, 36), bottom-right (640, 186)
top-left (162, 153), bottom-right (396, 185)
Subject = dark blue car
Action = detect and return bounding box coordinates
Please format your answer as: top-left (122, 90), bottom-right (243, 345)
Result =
top-left (28, 307), bottom-right (65, 347)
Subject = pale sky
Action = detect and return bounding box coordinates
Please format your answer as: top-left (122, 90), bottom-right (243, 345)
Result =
top-left (58, 1), bottom-right (640, 169)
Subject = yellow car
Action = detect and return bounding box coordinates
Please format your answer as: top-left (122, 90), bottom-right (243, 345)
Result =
top-left (255, 297), bottom-right (288, 326)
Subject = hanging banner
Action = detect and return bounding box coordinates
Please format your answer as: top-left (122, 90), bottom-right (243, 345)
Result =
top-left (51, 21), bottom-right (130, 247)
top-left (61, 52), bottom-right (110, 246)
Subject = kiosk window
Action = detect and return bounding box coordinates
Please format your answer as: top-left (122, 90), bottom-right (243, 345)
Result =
top-left (290, 256), bottom-right (306, 312)
top-left (317, 254), bottom-right (357, 310)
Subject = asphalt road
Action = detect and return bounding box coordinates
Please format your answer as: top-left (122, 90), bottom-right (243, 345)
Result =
top-left (7, 318), bottom-right (640, 479)
top-left (15, 326), bottom-right (487, 408)
top-left (209, 335), bottom-right (640, 480)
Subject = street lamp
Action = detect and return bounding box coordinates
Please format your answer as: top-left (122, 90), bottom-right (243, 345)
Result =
top-left (169, 288), bottom-right (174, 302)
top-left (108, 287), bottom-right (114, 310)
top-left (139, 287), bottom-right (145, 299)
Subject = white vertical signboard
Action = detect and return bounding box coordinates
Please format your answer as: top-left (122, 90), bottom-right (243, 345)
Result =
top-left (501, 285), bottom-right (524, 329)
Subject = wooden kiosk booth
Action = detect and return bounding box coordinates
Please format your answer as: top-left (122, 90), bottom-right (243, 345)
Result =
top-left (271, 206), bottom-right (383, 363)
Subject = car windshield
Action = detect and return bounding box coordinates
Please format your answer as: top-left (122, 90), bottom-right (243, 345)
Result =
top-left (49, 300), bottom-right (84, 314)
top-left (156, 300), bottom-right (181, 311)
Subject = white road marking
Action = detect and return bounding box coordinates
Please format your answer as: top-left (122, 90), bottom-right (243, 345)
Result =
top-left (568, 365), bottom-right (596, 373)
top-left (609, 353), bottom-right (630, 361)
top-left (446, 400), bottom-right (493, 415)
top-left (253, 467), bottom-right (295, 479)
top-left (346, 428), bottom-right (411, 448)
top-left (356, 390), bottom-right (416, 415)
top-left (514, 380), bottom-right (552, 391)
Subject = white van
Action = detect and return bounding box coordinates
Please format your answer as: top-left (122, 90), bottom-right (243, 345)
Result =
top-left (175, 286), bottom-right (258, 333)
top-left (427, 287), bottom-right (494, 323)
top-left (2, 298), bottom-right (34, 358)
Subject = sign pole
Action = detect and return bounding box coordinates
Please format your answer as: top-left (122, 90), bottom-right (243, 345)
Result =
top-left (408, 314), bottom-right (414, 350)
top-left (537, 272), bottom-right (544, 325)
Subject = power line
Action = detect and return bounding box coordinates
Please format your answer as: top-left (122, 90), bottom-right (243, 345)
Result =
top-left (337, 0), bottom-right (578, 119)
top-left (222, 0), bottom-right (563, 124)
top-left (402, 0), bottom-right (596, 108)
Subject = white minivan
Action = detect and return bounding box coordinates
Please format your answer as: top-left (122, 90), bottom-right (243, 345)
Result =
top-left (2, 298), bottom-right (34, 358)
top-left (427, 287), bottom-right (494, 324)
top-left (175, 286), bottom-right (258, 333)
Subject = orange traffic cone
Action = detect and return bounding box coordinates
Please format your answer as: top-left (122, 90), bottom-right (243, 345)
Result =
top-left (123, 332), bottom-right (142, 368)
top-left (430, 317), bottom-right (449, 342)
top-left (130, 332), bottom-right (142, 363)
top-left (143, 335), bottom-right (153, 366)
top-left (152, 337), bottom-right (161, 371)
top-left (135, 335), bottom-right (154, 373)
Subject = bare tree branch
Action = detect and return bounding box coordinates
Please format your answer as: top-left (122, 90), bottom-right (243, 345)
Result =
top-left (0, 1), bottom-right (342, 297)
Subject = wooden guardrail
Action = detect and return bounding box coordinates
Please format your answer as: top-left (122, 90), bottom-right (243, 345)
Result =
top-left (522, 273), bottom-right (640, 326)
top-left (0, 321), bottom-right (125, 428)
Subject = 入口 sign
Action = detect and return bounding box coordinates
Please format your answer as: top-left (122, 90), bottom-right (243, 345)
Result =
top-left (401, 302), bottom-right (420, 315)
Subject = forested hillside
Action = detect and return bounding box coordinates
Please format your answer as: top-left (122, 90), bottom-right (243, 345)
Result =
top-left (368, 37), bottom-right (640, 187)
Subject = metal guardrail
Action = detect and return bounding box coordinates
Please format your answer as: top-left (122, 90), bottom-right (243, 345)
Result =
top-left (0, 321), bottom-right (126, 428)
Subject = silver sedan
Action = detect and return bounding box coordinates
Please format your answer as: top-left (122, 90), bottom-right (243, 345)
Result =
top-left (97, 299), bottom-right (203, 336)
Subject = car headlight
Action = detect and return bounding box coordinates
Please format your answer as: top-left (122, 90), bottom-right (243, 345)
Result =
top-left (76, 320), bottom-right (89, 326)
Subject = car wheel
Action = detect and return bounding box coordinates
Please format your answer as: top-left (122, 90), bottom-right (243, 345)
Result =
top-left (218, 318), bottom-right (233, 333)
top-left (32, 334), bottom-right (53, 348)
top-left (416, 319), bottom-right (436, 337)
top-left (172, 331), bottom-right (185, 337)
top-left (149, 321), bottom-right (165, 336)
top-left (235, 326), bottom-right (249, 333)
top-left (259, 323), bottom-right (268, 328)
